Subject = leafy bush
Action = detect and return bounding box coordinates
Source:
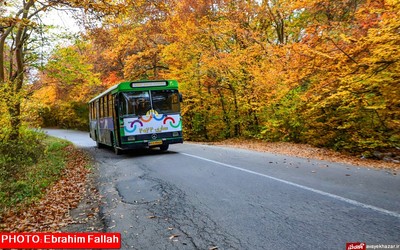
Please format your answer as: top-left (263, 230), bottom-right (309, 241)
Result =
top-left (0, 129), bottom-right (46, 179)
top-left (0, 130), bottom-right (71, 215)
top-left (37, 102), bottom-right (89, 131)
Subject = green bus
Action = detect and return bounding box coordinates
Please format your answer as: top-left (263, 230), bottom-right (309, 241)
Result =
top-left (89, 80), bottom-right (183, 154)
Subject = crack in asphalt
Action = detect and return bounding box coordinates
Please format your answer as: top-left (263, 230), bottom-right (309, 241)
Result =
top-left (142, 175), bottom-right (243, 250)
top-left (108, 165), bottom-right (244, 249)
top-left (86, 149), bottom-right (254, 249)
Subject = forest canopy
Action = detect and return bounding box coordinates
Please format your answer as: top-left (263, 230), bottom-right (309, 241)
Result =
top-left (2, 0), bottom-right (399, 157)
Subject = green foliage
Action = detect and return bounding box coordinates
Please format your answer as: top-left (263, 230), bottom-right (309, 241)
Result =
top-left (29, 40), bottom-right (101, 131)
top-left (45, 44), bottom-right (101, 88)
top-left (259, 87), bottom-right (306, 143)
top-left (37, 102), bottom-right (89, 131)
top-left (0, 132), bottom-right (71, 214)
top-left (0, 128), bottom-right (46, 180)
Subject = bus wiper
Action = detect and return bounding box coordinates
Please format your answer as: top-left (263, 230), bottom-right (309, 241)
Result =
top-left (121, 114), bottom-right (137, 119)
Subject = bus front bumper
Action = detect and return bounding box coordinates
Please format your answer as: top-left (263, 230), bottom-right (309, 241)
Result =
top-left (120, 137), bottom-right (183, 150)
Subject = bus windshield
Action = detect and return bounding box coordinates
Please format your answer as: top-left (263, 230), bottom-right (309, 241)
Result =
top-left (120, 90), bottom-right (180, 117)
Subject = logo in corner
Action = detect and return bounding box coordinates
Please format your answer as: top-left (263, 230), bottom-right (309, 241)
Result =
top-left (346, 242), bottom-right (366, 250)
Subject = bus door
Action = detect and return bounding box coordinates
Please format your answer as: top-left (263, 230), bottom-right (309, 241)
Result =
top-left (113, 94), bottom-right (121, 147)
top-left (95, 99), bottom-right (102, 142)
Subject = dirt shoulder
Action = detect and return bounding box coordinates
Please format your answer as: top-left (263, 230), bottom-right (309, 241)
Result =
top-left (199, 139), bottom-right (399, 172)
top-left (0, 146), bottom-right (104, 232)
top-left (60, 165), bottom-right (104, 233)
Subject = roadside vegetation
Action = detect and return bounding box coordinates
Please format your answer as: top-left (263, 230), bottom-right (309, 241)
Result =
top-left (0, 129), bottom-right (92, 232)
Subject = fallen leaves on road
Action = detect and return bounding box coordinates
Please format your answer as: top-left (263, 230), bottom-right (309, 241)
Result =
top-left (169, 234), bottom-right (179, 240)
top-left (0, 146), bottom-right (91, 232)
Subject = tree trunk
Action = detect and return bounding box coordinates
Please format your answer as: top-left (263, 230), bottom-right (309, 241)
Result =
top-left (217, 88), bottom-right (231, 138)
top-left (3, 0), bottom-right (35, 140)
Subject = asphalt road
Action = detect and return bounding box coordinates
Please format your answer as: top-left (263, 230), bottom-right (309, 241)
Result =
top-left (45, 129), bottom-right (400, 249)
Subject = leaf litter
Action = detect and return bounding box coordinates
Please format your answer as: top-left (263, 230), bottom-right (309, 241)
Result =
top-left (205, 139), bottom-right (399, 171)
top-left (0, 146), bottom-right (97, 232)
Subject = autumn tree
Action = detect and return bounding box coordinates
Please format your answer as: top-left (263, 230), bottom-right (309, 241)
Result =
top-left (1, 0), bottom-right (40, 140)
top-left (31, 41), bottom-right (102, 129)
top-left (164, 0), bottom-right (398, 153)
top-left (0, 0), bottom-right (123, 139)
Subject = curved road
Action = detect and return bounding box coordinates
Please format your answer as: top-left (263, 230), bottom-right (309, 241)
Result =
top-left (45, 129), bottom-right (400, 249)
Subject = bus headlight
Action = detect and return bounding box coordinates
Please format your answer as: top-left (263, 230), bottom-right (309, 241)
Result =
top-left (172, 132), bottom-right (180, 137)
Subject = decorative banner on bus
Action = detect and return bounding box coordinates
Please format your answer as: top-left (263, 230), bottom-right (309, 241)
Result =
top-left (124, 114), bottom-right (182, 136)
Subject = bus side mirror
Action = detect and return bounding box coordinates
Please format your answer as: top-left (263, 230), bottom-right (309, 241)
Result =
top-left (179, 93), bottom-right (183, 102)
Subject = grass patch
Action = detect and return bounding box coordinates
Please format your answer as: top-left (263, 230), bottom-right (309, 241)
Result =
top-left (0, 133), bottom-right (92, 232)
top-left (0, 133), bottom-right (72, 216)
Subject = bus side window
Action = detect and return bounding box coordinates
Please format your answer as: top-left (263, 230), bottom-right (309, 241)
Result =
top-left (104, 96), bottom-right (109, 117)
top-left (90, 102), bottom-right (96, 120)
top-left (104, 97), bottom-right (107, 118)
top-left (108, 95), bottom-right (113, 117)
top-left (100, 97), bottom-right (104, 118)
top-left (99, 98), bottom-right (103, 118)
top-left (105, 95), bottom-right (108, 117)
top-left (95, 101), bottom-right (98, 119)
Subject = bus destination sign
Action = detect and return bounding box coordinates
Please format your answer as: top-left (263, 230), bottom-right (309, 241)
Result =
top-left (130, 81), bottom-right (168, 88)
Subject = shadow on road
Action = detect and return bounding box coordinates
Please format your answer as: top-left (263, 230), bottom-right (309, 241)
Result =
top-left (94, 145), bottom-right (179, 158)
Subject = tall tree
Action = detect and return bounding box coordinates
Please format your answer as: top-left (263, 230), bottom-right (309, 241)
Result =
top-left (1, 0), bottom-right (37, 140)
top-left (0, 0), bottom-right (122, 139)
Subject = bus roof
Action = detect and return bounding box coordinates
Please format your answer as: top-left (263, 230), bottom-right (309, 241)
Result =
top-left (88, 79), bottom-right (179, 103)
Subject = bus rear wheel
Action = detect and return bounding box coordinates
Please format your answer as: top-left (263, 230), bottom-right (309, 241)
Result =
top-left (96, 136), bottom-right (103, 149)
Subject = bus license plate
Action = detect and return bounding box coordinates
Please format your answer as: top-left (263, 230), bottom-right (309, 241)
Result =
top-left (149, 140), bottom-right (163, 146)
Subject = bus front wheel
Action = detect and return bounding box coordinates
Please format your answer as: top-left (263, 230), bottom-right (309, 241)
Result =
top-left (160, 144), bottom-right (169, 151)
top-left (114, 146), bottom-right (122, 155)
top-left (111, 136), bottom-right (122, 155)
